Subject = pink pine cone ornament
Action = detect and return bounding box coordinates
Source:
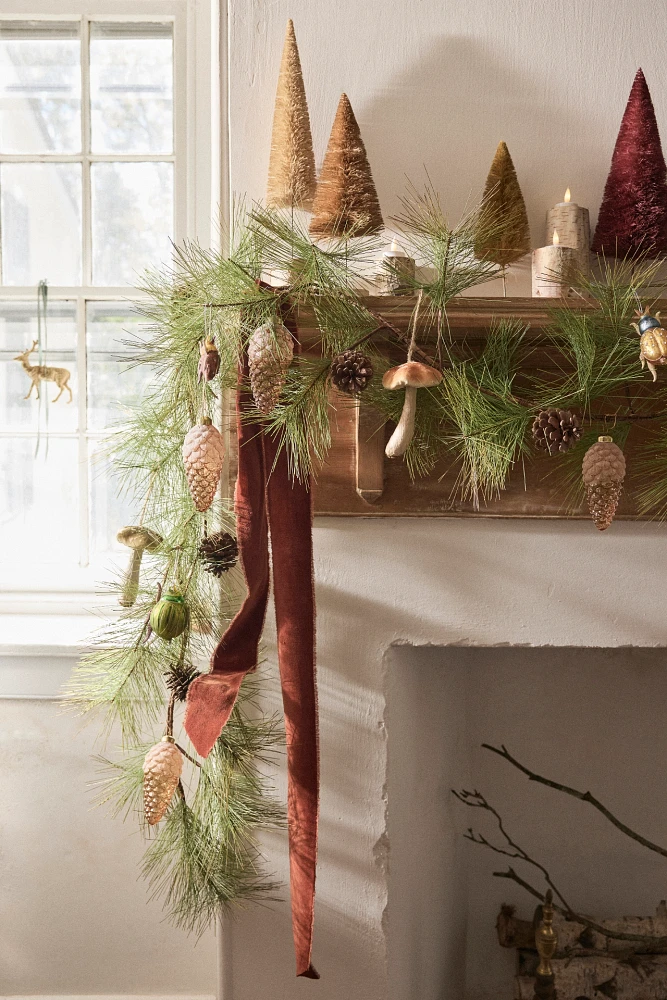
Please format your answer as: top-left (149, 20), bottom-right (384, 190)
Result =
top-left (182, 417), bottom-right (225, 512)
top-left (582, 436), bottom-right (626, 531)
top-left (143, 738), bottom-right (183, 825)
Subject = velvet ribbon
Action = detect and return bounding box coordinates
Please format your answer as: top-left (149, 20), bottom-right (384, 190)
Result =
top-left (184, 317), bottom-right (319, 980)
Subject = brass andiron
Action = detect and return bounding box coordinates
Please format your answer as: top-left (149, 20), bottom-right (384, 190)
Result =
top-left (533, 890), bottom-right (558, 1000)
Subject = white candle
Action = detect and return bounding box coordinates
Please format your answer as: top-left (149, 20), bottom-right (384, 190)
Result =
top-left (546, 188), bottom-right (590, 277)
top-left (532, 230), bottom-right (577, 298)
top-left (378, 240), bottom-right (416, 295)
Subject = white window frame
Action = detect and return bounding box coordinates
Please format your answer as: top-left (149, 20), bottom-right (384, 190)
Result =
top-left (0, 0), bottom-right (222, 611)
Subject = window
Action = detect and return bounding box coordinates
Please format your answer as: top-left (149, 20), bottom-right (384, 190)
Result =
top-left (0, 2), bottom-right (216, 593)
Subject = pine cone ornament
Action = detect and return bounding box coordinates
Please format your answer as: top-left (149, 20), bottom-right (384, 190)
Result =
top-left (199, 531), bottom-right (238, 577)
top-left (182, 417), bottom-right (225, 512)
top-left (330, 349), bottom-right (373, 395)
top-left (143, 737), bottom-right (183, 825)
top-left (164, 661), bottom-right (200, 702)
top-left (248, 321), bottom-right (294, 414)
top-left (532, 408), bottom-right (582, 454)
top-left (582, 435), bottom-right (626, 531)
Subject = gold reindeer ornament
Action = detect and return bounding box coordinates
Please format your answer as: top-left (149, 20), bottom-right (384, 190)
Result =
top-left (14, 340), bottom-right (72, 403)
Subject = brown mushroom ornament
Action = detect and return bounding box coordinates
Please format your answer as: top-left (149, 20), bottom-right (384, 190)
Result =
top-left (117, 526), bottom-right (163, 608)
top-left (382, 361), bottom-right (442, 458)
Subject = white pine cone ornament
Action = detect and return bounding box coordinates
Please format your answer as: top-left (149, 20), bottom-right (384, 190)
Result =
top-left (248, 320), bottom-right (294, 414)
top-left (582, 435), bottom-right (626, 531)
top-left (182, 417), bottom-right (225, 512)
top-left (143, 737), bottom-right (183, 825)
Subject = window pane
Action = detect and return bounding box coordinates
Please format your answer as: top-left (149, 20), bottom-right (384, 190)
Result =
top-left (89, 441), bottom-right (136, 559)
top-left (0, 436), bottom-right (79, 566)
top-left (87, 300), bottom-right (155, 431)
top-left (0, 300), bottom-right (77, 431)
top-left (90, 22), bottom-right (172, 154)
top-left (0, 21), bottom-right (81, 154)
top-left (1, 162), bottom-right (82, 285)
top-left (91, 161), bottom-right (173, 285)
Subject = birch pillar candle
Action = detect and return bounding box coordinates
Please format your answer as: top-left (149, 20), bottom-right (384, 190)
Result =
top-left (377, 240), bottom-right (416, 295)
top-left (546, 188), bottom-right (590, 277)
top-left (532, 231), bottom-right (577, 298)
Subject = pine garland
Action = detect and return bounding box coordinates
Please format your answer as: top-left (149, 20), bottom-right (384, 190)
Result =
top-left (67, 188), bottom-right (667, 929)
top-left (123, 199), bottom-right (667, 513)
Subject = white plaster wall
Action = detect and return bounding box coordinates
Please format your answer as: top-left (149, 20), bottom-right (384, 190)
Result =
top-left (0, 652), bottom-right (216, 998)
top-left (229, 0), bottom-right (667, 295)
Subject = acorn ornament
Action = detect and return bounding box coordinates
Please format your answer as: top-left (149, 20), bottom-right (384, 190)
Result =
top-left (182, 417), bottom-right (225, 512)
top-left (197, 335), bottom-right (221, 382)
top-left (248, 320), bottom-right (294, 414)
top-left (582, 435), bottom-right (626, 531)
top-left (149, 587), bottom-right (189, 640)
top-left (632, 308), bottom-right (667, 381)
top-left (143, 737), bottom-right (183, 825)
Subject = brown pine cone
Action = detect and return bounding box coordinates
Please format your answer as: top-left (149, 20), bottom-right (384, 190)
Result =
top-left (532, 408), bottom-right (582, 454)
top-left (330, 349), bottom-right (373, 394)
top-left (198, 531), bottom-right (238, 576)
top-left (164, 661), bottom-right (200, 702)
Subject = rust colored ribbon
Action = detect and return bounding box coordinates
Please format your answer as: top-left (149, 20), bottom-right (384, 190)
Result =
top-left (184, 319), bottom-right (319, 980)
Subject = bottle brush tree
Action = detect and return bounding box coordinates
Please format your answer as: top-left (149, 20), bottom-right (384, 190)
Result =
top-left (309, 93), bottom-right (384, 238)
top-left (266, 19), bottom-right (317, 211)
top-left (475, 140), bottom-right (531, 293)
top-left (592, 68), bottom-right (667, 258)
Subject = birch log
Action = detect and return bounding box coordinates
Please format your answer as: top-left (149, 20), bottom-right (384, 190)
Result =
top-left (516, 955), bottom-right (667, 1000)
top-left (546, 203), bottom-right (591, 277)
top-left (497, 902), bottom-right (667, 957)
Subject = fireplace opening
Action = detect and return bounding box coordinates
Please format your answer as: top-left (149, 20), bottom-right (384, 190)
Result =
top-left (386, 645), bottom-right (667, 1000)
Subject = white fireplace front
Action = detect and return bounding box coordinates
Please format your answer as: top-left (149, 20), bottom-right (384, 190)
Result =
top-left (387, 644), bottom-right (667, 1000)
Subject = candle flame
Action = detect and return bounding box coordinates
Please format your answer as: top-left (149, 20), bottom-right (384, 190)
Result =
top-left (552, 230), bottom-right (560, 245)
top-left (564, 188), bottom-right (571, 203)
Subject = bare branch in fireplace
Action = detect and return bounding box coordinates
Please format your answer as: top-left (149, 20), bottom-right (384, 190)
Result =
top-left (482, 743), bottom-right (667, 860)
top-left (453, 787), bottom-right (667, 946)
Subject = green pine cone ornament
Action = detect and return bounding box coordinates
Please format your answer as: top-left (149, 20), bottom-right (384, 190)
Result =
top-left (149, 588), bottom-right (189, 641)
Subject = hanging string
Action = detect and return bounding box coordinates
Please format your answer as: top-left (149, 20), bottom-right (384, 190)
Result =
top-left (35, 279), bottom-right (48, 458)
top-left (202, 304), bottom-right (211, 418)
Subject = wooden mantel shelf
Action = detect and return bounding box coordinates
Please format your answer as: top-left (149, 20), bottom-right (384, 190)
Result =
top-left (296, 295), bottom-right (662, 519)
top-left (298, 295), bottom-right (667, 349)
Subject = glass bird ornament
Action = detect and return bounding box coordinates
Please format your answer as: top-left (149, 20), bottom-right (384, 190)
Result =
top-left (632, 308), bottom-right (667, 380)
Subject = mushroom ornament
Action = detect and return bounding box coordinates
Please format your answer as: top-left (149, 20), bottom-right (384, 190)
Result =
top-left (632, 308), bottom-right (667, 380)
top-left (382, 361), bottom-right (442, 458)
top-left (117, 526), bottom-right (163, 608)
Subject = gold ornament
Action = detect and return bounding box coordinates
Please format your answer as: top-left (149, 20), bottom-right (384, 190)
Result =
top-left (143, 737), bottom-right (183, 825)
top-left (582, 435), bottom-right (626, 531)
top-left (14, 339), bottom-right (72, 403)
top-left (182, 417), bottom-right (225, 512)
top-left (248, 320), bottom-right (294, 415)
top-left (632, 308), bottom-right (667, 380)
